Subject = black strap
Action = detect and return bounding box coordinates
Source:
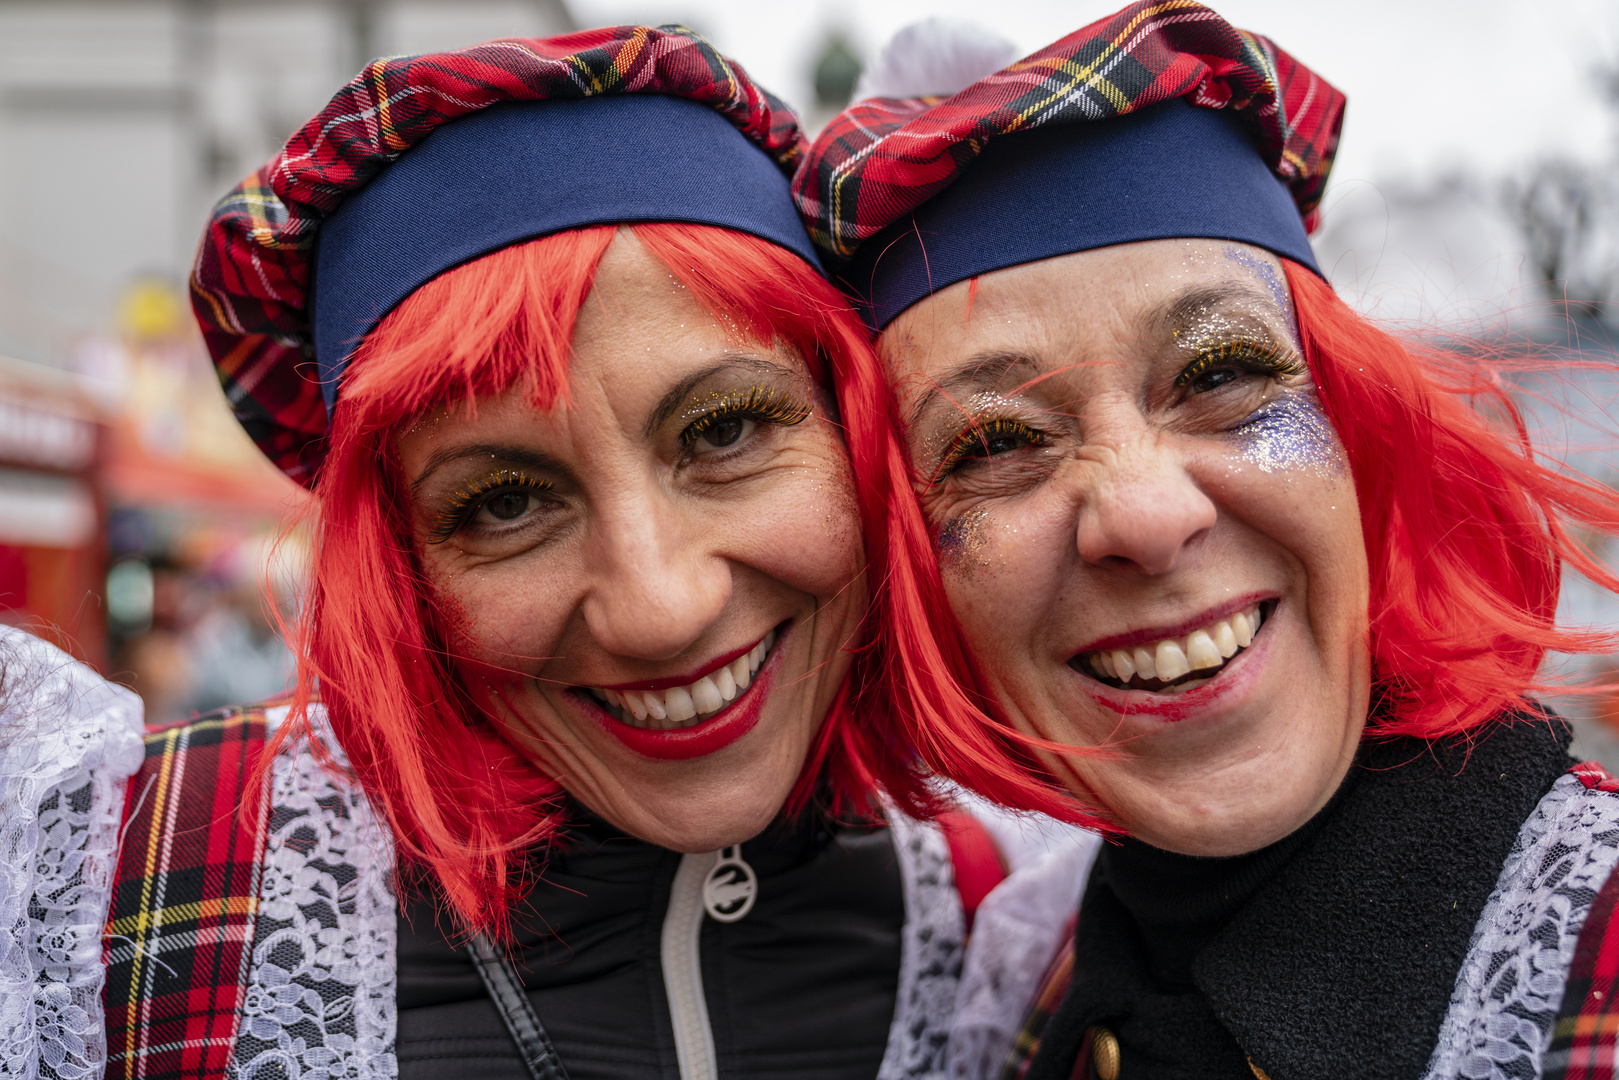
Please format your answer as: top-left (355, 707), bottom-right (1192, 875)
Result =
top-left (466, 933), bottom-right (572, 1080)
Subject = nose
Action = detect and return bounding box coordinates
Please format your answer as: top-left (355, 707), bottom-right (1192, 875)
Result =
top-left (1074, 431), bottom-right (1217, 575)
top-left (581, 490), bottom-right (732, 661)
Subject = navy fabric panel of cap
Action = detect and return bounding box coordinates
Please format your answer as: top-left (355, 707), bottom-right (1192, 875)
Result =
top-left (313, 95), bottom-right (821, 411)
top-left (848, 100), bottom-right (1318, 330)
top-left (792, 2), bottom-right (1347, 330)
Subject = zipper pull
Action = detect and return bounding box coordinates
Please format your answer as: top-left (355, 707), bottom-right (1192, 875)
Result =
top-left (701, 845), bottom-right (758, 922)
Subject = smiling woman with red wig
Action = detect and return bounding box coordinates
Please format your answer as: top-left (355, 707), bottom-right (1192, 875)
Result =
top-left (79, 26), bottom-right (1082, 1080)
top-left (798, 6), bottom-right (1619, 1080)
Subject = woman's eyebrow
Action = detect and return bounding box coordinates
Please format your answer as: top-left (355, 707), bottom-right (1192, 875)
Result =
top-left (643, 354), bottom-right (800, 436)
top-left (1147, 282), bottom-right (1286, 339)
top-left (411, 445), bottom-right (561, 495)
top-left (908, 351), bottom-right (1040, 429)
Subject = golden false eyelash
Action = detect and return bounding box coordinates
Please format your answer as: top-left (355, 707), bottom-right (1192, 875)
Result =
top-left (680, 385), bottom-right (812, 447)
top-left (934, 417), bottom-right (1045, 481)
top-left (426, 469), bottom-right (552, 544)
top-left (1174, 339), bottom-right (1306, 388)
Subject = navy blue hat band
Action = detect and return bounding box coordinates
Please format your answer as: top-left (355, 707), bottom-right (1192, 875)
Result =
top-left (312, 94), bottom-right (822, 409)
top-left (846, 99), bottom-right (1320, 330)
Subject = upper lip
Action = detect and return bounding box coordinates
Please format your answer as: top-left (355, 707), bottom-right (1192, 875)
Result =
top-left (581, 629), bottom-right (775, 693)
top-left (1070, 593), bottom-right (1276, 655)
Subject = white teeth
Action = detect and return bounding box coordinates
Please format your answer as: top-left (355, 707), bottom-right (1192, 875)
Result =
top-left (588, 630), bottom-right (779, 730)
top-left (1186, 630), bottom-right (1222, 671)
top-left (1232, 610), bottom-right (1253, 648)
top-left (1214, 620), bottom-right (1239, 658)
top-left (665, 686), bottom-right (697, 723)
top-left (715, 664), bottom-right (737, 702)
top-left (1085, 605), bottom-right (1264, 691)
top-left (691, 675), bottom-right (724, 714)
top-left (1155, 639), bottom-right (1191, 681)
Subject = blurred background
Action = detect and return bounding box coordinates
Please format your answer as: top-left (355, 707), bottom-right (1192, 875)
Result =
top-left (2, 0), bottom-right (1617, 750)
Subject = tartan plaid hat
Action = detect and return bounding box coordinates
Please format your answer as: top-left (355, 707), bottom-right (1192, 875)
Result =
top-left (794, 1), bottom-right (1346, 329)
top-left (192, 26), bottom-right (815, 485)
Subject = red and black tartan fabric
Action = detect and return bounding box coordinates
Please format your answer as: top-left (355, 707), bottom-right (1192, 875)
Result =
top-left (1544, 761), bottom-right (1619, 1078)
top-left (103, 708), bottom-right (270, 1080)
top-left (190, 25), bottom-right (804, 487)
top-left (793, 0), bottom-right (1345, 265)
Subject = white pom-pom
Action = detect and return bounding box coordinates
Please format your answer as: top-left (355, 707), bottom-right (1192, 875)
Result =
top-left (852, 18), bottom-right (1020, 102)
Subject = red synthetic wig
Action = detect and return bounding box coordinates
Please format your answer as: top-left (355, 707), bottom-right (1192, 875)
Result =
top-left (281, 222), bottom-right (1082, 936)
top-left (875, 259), bottom-right (1619, 827)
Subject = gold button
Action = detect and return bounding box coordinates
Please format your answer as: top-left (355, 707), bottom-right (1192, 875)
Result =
top-left (1090, 1025), bottom-right (1120, 1080)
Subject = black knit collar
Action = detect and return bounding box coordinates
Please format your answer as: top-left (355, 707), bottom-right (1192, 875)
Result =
top-left (1195, 714), bottom-right (1573, 1080)
top-left (1028, 711), bottom-right (1574, 1080)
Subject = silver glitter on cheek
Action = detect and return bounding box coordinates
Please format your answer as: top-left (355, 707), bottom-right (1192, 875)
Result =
top-left (1224, 392), bottom-right (1346, 476)
top-left (936, 507), bottom-right (990, 573)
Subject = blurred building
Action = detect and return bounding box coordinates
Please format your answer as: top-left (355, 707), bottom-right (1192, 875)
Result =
top-left (0, 0), bottom-right (573, 365)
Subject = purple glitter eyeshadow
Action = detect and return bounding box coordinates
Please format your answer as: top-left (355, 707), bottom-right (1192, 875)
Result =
top-left (936, 508), bottom-right (989, 571)
top-left (1225, 393), bottom-right (1344, 476)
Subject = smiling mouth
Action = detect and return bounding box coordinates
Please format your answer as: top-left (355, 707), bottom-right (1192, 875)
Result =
top-left (585, 628), bottom-right (778, 730)
top-left (1073, 603), bottom-right (1270, 694)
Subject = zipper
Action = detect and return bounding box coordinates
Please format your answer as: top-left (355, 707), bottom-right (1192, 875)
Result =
top-left (660, 846), bottom-right (759, 1080)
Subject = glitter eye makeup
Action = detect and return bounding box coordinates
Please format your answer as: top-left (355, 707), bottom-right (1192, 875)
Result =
top-left (1223, 392), bottom-right (1345, 476)
top-left (936, 507), bottom-right (991, 572)
top-left (934, 417), bottom-right (1046, 481)
top-left (427, 468), bottom-right (554, 544)
top-left (679, 385), bottom-right (811, 450)
top-left (1175, 338), bottom-right (1306, 392)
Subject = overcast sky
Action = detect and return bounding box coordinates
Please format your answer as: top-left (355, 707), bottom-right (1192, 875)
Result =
top-left (569, 0), bottom-right (1619, 193)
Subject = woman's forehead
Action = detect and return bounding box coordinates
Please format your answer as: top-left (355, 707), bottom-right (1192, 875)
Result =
top-left (883, 239), bottom-right (1295, 378)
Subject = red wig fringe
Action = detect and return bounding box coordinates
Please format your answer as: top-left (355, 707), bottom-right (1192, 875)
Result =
top-left (280, 223), bottom-right (1084, 937)
top-left (873, 260), bottom-right (1619, 828)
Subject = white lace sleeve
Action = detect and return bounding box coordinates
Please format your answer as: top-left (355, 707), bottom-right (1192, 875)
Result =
top-left (229, 705), bottom-right (398, 1080)
top-left (948, 829), bottom-right (1100, 1080)
top-left (0, 626), bottom-right (145, 1079)
top-left (1423, 773), bottom-right (1619, 1080)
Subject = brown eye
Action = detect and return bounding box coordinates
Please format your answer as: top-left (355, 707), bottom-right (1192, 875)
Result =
top-left (481, 491), bottom-right (531, 522)
top-left (703, 416), bottom-right (749, 448)
top-left (1188, 367), bottom-right (1242, 394)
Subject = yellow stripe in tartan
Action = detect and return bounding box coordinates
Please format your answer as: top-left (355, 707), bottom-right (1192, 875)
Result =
top-left (118, 723), bottom-right (182, 1080)
top-left (1012, 0), bottom-right (1213, 129)
top-left (1572, 1011), bottom-right (1619, 1037)
top-left (371, 60), bottom-right (406, 152)
top-left (107, 894), bottom-right (259, 938)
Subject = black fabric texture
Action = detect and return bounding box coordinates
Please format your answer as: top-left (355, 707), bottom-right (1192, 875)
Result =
top-left (394, 808), bottom-right (904, 1080)
top-left (1027, 711), bottom-right (1573, 1080)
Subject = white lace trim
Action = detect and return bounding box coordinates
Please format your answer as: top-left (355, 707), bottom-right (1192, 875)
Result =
top-left (1423, 772), bottom-right (1619, 1080)
top-left (0, 627), bottom-right (144, 1079)
top-left (948, 829), bottom-right (1101, 1080)
top-left (880, 813), bottom-right (968, 1080)
top-left (229, 705), bottom-right (397, 1080)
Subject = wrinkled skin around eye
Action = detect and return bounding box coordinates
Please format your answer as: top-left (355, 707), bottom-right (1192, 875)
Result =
top-left (885, 239), bottom-right (1371, 858)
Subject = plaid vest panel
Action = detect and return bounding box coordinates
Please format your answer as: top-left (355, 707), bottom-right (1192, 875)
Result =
top-left (103, 708), bottom-right (271, 1080)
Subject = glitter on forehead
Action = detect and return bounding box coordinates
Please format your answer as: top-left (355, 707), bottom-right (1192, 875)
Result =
top-left (936, 507), bottom-right (991, 572)
top-left (1222, 244), bottom-right (1298, 345)
top-left (1224, 392), bottom-right (1345, 477)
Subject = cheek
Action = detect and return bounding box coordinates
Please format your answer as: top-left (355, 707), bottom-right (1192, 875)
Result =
top-left (421, 550), bottom-right (574, 671)
top-left (936, 492), bottom-right (1074, 662)
top-left (739, 436), bottom-right (865, 603)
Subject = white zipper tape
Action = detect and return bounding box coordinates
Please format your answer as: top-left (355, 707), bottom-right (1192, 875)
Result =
top-left (662, 851), bottom-right (721, 1080)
